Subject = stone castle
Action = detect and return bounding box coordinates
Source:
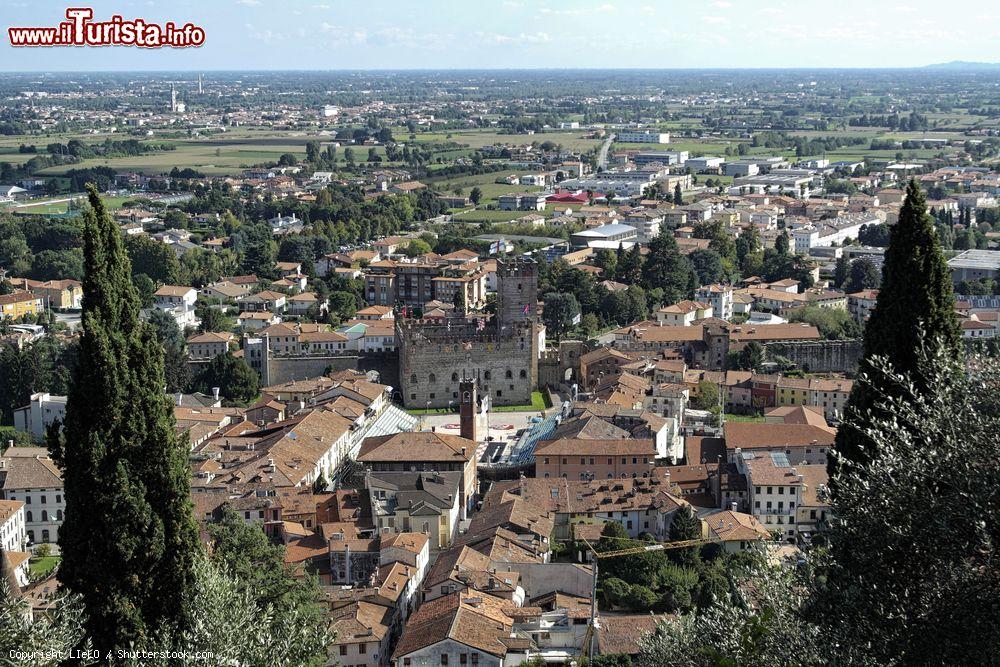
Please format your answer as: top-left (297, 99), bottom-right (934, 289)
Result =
top-left (396, 258), bottom-right (545, 409)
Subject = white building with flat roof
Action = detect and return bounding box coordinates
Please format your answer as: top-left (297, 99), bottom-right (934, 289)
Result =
top-left (617, 131), bottom-right (670, 144)
top-left (949, 249), bottom-right (1000, 284)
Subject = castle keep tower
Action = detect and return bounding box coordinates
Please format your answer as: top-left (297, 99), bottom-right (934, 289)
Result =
top-left (496, 258), bottom-right (538, 326)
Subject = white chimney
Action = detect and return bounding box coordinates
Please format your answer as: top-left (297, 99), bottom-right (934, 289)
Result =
top-left (212, 387), bottom-right (220, 401)
top-left (176, 392), bottom-right (182, 406)
top-left (730, 502), bottom-right (738, 512)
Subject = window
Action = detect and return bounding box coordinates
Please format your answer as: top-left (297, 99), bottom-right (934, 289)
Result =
top-left (460, 656), bottom-right (468, 665)
top-left (359, 643), bottom-right (366, 655)
top-left (607, 458), bottom-right (612, 465)
top-left (766, 487), bottom-right (773, 494)
top-left (505, 370), bottom-right (512, 379)
top-left (755, 486), bottom-right (761, 494)
top-left (520, 369), bottom-right (527, 379)
top-left (778, 487), bottom-right (784, 495)
top-left (562, 458), bottom-right (567, 465)
top-left (26, 511), bottom-right (32, 522)
top-left (40, 496), bottom-right (46, 504)
top-left (410, 374), bottom-right (417, 384)
top-left (41, 511), bottom-right (48, 522)
top-left (404, 659), bottom-right (411, 666)
top-left (340, 646), bottom-right (347, 656)
top-left (429, 373), bottom-right (436, 383)
top-left (452, 372), bottom-right (458, 382)
top-left (441, 655), bottom-right (449, 665)
top-left (484, 371), bottom-right (491, 380)
top-left (42, 529), bottom-right (50, 542)
top-left (543, 458), bottom-right (549, 465)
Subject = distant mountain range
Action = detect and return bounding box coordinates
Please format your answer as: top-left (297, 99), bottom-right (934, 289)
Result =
top-left (923, 61), bottom-right (1000, 70)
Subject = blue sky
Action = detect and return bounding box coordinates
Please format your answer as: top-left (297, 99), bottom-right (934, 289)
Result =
top-left (2, 0), bottom-right (999, 71)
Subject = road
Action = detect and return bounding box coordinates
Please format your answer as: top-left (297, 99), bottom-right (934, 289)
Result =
top-left (596, 133), bottom-right (615, 171)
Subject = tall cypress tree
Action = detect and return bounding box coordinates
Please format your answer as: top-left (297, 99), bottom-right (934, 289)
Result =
top-left (831, 179), bottom-right (960, 480)
top-left (49, 186), bottom-right (199, 650)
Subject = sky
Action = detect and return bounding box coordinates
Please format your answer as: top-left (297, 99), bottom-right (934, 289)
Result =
top-left (2, 0), bottom-right (1000, 71)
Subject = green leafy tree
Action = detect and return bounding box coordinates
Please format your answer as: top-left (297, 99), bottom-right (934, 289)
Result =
top-left (667, 505), bottom-right (702, 566)
top-left (542, 292), bottom-right (580, 342)
top-left (833, 255), bottom-right (850, 288)
top-left (469, 187), bottom-right (482, 205)
top-left (48, 186), bottom-right (200, 651)
top-left (733, 340), bottom-right (766, 371)
top-left (144, 556), bottom-right (331, 666)
top-left (688, 248), bottom-right (725, 286)
top-left (0, 579), bottom-right (90, 666)
top-left (629, 585), bottom-right (659, 612)
top-left (843, 257), bottom-right (881, 293)
top-left (636, 547), bottom-right (834, 666)
top-left (822, 350), bottom-right (1000, 665)
top-left (774, 230), bottom-right (790, 256)
top-left (833, 180), bottom-right (960, 477)
top-left (673, 183), bottom-right (683, 205)
top-left (196, 302), bottom-right (233, 334)
top-left (452, 287), bottom-right (467, 313)
top-left (148, 308), bottom-right (186, 351)
top-left (601, 577), bottom-right (631, 609)
top-left (616, 243), bottom-right (643, 286)
top-left (736, 224), bottom-right (764, 277)
top-left (642, 230), bottom-right (694, 304)
top-left (691, 381), bottom-right (720, 411)
top-left (402, 238), bottom-right (432, 257)
top-left (125, 234), bottom-right (181, 284)
top-left (133, 273), bottom-right (156, 308)
top-left (788, 305), bottom-right (860, 341)
top-left (194, 351), bottom-right (259, 405)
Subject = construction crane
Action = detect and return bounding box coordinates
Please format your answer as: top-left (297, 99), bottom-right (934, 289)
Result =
top-left (577, 535), bottom-right (719, 665)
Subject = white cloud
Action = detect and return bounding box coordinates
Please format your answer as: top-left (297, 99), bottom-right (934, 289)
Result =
top-left (477, 31), bottom-right (552, 45)
top-left (539, 4), bottom-right (616, 16)
top-left (713, 1), bottom-right (733, 8)
top-left (244, 23), bottom-right (285, 43)
top-left (702, 15), bottom-right (728, 24)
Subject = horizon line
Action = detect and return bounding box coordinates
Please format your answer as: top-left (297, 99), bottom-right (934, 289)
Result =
top-left (2, 63), bottom-right (999, 75)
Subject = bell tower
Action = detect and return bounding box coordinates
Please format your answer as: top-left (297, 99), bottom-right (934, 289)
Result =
top-left (459, 378), bottom-right (479, 443)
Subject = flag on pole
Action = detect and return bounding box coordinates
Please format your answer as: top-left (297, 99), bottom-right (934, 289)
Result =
top-left (522, 303), bottom-right (531, 315)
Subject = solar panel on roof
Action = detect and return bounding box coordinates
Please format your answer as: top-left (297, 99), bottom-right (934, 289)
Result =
top-left (770, 452), bottom-right (790, 467)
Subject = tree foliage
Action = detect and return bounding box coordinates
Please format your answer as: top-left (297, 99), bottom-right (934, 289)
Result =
top-left (48, 186), bottom-right (201, 651)
top-left (834, 180), bottom-right (960, 475)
